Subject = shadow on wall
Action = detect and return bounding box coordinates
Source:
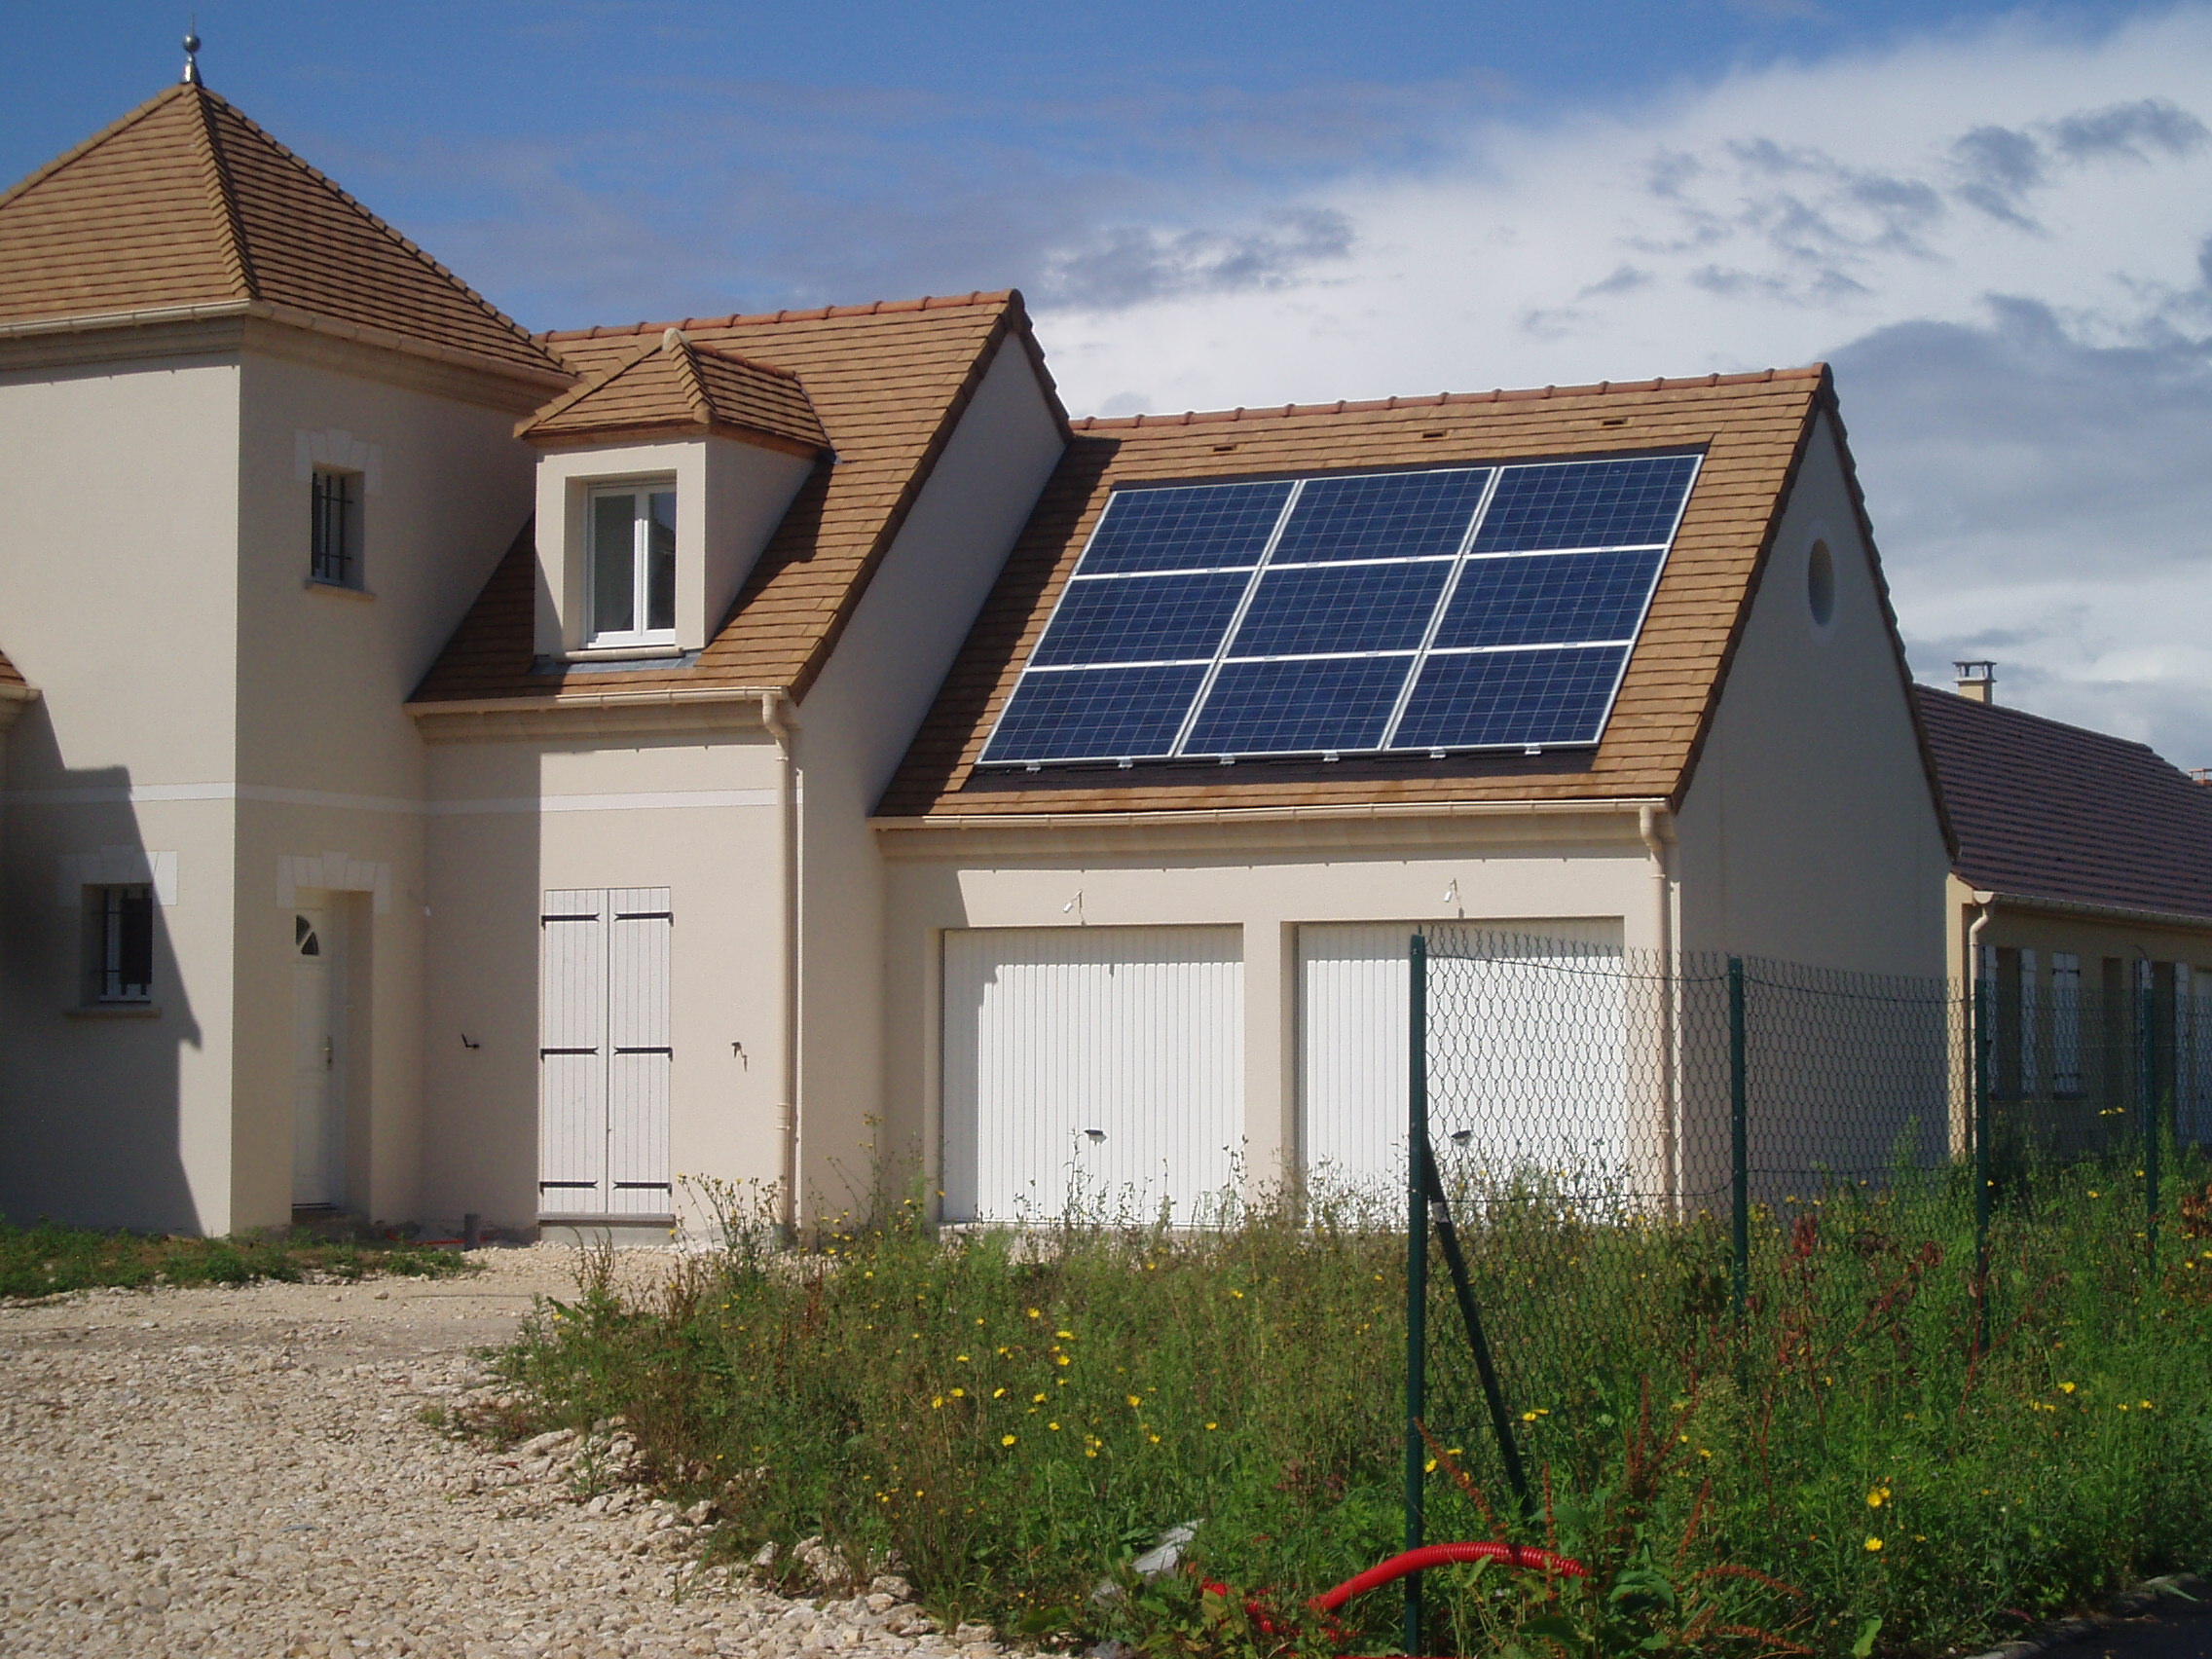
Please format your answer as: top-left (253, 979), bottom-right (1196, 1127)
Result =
top-left (0, 705), bottom-right (203, 1232)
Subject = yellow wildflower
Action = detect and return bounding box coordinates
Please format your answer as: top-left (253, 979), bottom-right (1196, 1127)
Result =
top-left (1866, 1488), bottom-right (1891, 1508)
top-left (1001, 1434), bottom-right (1017, 1447)
top-left (2060, 1382), bottom-right (2077, 1394)
top-left (1127, 1394), bottom-right (1143, 1408)
top-left (1865, 1537), bottom-right (1884, 1553)
top-left (1033, 1392), bottom-right (1047, 1404)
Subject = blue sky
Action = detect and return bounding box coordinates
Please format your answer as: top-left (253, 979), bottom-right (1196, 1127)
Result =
top-left (11, 2), bottom-right (2212, 763)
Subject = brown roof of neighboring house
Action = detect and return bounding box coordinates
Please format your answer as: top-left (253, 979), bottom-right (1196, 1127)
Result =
top-left (0, 645), bottom-right (26, 692)
top-left (878, 366), bottom-right (1914, 819)
top-left (1914, 685), bottom-right (2212, 923)
top-left (517, 329), bottom-right (829, 454)
top-left (411, 290), bottom-right (1061, 705)
top-left (0, 83), bottom-right (562, 380)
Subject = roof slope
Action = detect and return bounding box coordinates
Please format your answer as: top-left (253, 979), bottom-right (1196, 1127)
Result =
top-left (518, 330), bottom-right (828, 453)
top-left (413, 291), bottom-right (1054, 703)
top-left (1914, 685), bottom-right (2212, 922)
top-left (0, 83), bottom-right (560, 377)
top-left (879, 369), bottom-right (1837, 818)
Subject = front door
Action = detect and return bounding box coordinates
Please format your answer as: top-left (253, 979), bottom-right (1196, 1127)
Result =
top-left (291, 907), bottom-right (340, 1206)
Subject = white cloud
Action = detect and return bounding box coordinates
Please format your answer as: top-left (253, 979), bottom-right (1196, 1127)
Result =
top-left (1033, 8), bottom-right (2212, 763)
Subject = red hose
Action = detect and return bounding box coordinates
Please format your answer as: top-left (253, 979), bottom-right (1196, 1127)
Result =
top-left (1311, 1542), bottom-right (1588, 1612)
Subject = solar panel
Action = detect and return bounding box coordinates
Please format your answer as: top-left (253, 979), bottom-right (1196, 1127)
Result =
top-left (1392, 645), bottom-right (1629, 750)
top-left (1471, 454), bottom-right (1699, 554)
top-left (1079, 479), bottom-right (1294, 573)
top-left (1030, 571), bottom-right (1250, 667)
top-left (1271, 468), bottom-right (1492, 564)
top-left (1431, 548), bottom-right (1666, 651)
top-left (978, 450), bottom-right (1699, 766)
top-left (1229, 560), bottom-right (1454, 657)
top-left (982, 664), bottom-right (1208, 764)
top-left (1183, 656), bottom-right (1413, 756)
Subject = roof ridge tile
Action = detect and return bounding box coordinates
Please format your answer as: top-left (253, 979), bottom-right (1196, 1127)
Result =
top-left (534, 289), bottom-right (1017, 344)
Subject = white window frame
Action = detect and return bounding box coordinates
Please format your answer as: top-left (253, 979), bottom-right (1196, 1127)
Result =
top-left (585, 480), bottom-right (679, 649)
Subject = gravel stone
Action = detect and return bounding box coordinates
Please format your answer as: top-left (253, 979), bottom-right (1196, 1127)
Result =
top-left (0, 1246), bottom-right (1012, 1659)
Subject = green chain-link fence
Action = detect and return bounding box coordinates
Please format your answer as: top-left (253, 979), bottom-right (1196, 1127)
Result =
top-left (1395, 930), bottom-right (2212, 1646)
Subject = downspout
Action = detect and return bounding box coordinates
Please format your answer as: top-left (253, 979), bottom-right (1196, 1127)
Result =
top-left (1966, 892), bottom-right (1995, 1162)
top-left (1638, 806), bottom-right (1677, 1213)
top-left (761, 691), bottom-right (799, 1236)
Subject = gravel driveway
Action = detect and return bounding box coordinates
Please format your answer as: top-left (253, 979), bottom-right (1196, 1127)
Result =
top-left (0, 1246), bottom-right (1011, 1659)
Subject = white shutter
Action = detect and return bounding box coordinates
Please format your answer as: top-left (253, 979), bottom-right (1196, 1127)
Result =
top-left (539, 890), bottom-right (608, 1212)
top-left (538, 887), bottom-right (673, 1218)
top-left (606, 888), bottom-right (673, 1215)
top-left (942, 926), bottom-right (1242, 1224)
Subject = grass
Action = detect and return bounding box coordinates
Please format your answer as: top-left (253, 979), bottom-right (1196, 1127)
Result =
top-left (0, 1219), bottom-right (479, 1297)
top-left (488, 1155), bottom-right (2212, 1658)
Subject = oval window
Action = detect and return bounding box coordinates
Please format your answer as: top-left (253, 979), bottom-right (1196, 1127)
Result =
top-left (1806, 538), bottom-right (1836, 629)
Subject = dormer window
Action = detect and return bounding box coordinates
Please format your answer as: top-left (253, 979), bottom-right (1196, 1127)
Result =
top-left (518, 327), bottom-right (830, 661)
top-left (588, 483), bottom-right (678, 646)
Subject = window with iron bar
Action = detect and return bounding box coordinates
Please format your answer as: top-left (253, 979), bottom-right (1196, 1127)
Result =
top-left (312, 467), bottom-right (363, 588)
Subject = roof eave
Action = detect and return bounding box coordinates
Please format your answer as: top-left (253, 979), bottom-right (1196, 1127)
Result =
top-left (1968, 887), bottom-right (2212, 935)
top-left (871, 795), bottom-right (1672, 831)
top-left (0, 297), bottom-right (574, 391)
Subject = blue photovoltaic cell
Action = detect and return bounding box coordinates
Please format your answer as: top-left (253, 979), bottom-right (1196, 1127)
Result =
top-left (1270, 467), bottom-right (1493, 565)
top-left (1431, 548), bottom-right (1666, 650)
top-left (1078, 480), bottom-right (1296, 574)
top-left (980, 664), bottom-right (1207, 763)
top-left (1471, 455), bottom-right (1698, 554)
top-left (1031, 571), bottom-right (1250, 668)
top-left (1392, 645), bottom-right (1629, 750)
top-left (1229, 560), bottom-right (1453, 657)
top-left (1183, 656), bottom-right (1413, 756)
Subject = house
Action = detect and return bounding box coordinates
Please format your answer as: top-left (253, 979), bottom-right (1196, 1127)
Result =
top-left (0, 75), bottom-right (1951, 1238)
top-left (1916, 667), bottom-right (2212, 1150)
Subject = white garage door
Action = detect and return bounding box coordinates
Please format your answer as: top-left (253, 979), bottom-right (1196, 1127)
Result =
top-left (1299, 923), bottom-right (1630, 1198)
top-left (942, 926), bottom-right (1243, 1224)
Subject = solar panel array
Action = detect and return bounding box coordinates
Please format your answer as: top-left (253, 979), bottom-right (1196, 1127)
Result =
top-left (979, 453), bottom-right (1701, 768)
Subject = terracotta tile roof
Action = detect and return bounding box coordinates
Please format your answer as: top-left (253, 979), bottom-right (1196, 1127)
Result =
top-left (1915, 685), bottom-right (2212, 922)
top-left (0, 83), bottom-right (562, 379)
top-left (877, 368), bottom-right (1881, 819)
top-left (0, 645), bottom-right (25, 692)
top-left (517, 329), bottom-right (828, 454)
top-left (412, 291), bottom-right (1060, 705)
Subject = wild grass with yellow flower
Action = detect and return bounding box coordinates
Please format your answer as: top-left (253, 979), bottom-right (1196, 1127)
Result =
top-left (488, 1154), bottom-right (2212, 1658)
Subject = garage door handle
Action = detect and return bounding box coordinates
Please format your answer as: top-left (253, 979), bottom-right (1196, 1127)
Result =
top-left (1082, 1127), bottom-right (1106, 1141)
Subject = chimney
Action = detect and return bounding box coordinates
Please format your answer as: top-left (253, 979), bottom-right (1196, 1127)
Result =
top-left (1954, 660), bottom-right (1996, 704)
top-left (2191, 768), bottom-right (2212, 788)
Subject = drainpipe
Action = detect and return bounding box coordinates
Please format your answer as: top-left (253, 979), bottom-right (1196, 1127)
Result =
top-left (1638, 806), bottom-right (1677, 1212)
top-left (761, 691), bottom-right (799, 1236)
top-left (1966, 892), bottom-right (1995, 1161)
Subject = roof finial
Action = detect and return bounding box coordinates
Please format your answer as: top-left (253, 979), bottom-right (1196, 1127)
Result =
top-left (181, 19), bottom-right (202, 86)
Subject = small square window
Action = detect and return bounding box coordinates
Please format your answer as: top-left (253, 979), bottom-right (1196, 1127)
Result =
top-left (86, 884), bottom-right (154, 1003)
top-left (312, 467), bottom-right (364, 588)
top-left (587, 483), bottom-right (677, 647)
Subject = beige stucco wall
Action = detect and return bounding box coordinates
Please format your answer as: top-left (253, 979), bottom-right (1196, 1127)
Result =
top-left (418, 720), bottom-right (786, 1233)
top-left (0, 332), bottom-right (538, 1235)
top-left (224, 348), bottom-right (535, 1229)
top-left (791, 337), bottom-right (1068, 1222)
top-left (878, 812), bottom-right (1655, 1202)
top-left (1671, 411), bottom-right (1948, 977)
top-left (0, 352), bottom-right (243, 1232)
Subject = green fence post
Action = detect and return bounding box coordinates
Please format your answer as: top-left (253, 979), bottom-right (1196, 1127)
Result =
top-left (1729, 956), bottom-right (1748, 1316)
top-left (1405, 933), bottom-right (1428, 1657)
top-left (1972, 977), bottom-right (1991, 1355)
top-left (2142, 978), bottom-right (2160, 1264)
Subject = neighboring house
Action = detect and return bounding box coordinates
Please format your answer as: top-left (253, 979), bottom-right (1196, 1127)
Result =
top-left (1916, 668), bottom-right (2212, 1148)
top-left (0, 77), bottom-right (1951, 1238)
